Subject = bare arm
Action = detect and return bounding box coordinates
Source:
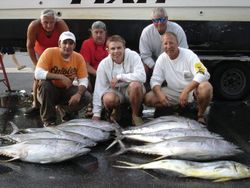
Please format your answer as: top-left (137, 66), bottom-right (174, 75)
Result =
top-left (179, 80), bottom-right (199, 107)
top-left (86, 63), bottom-right (97, 76)
top-left (26, 20), bottom-right (39, 65)
top-left (57, 19), bottom-right (69, 33)
top-left (68, 85), bottom-right (87, 106)
top-left (46, 72), bottom-right (72, 89)
top-left (153, 85), bottom-right (169, 107)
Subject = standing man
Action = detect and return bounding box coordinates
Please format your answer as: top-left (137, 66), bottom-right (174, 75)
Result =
top-left (92, 35), bottom-right (146, 126)
top-left (25, 9), bottom-right (69, 115)
top-left (139, 7), bottom-right (188, 76)
top-left (144, 32), bottom-right (213, 124)
top-left (35, 31), bottom-right (91, 127)
top-left (0, 47), bottom-right (26, 70)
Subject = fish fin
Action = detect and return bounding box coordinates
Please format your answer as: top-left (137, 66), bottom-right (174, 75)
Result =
top-left (113, 161), bottom-right (139, 169)
top-left (106, 120), bottom-right (124, 151)
top-left (112, 120), bottom-right (124, 138)
top-left (213, 178), bottom-right (232, 182)
top-left (112, 120), bottom-right (122, 130)
top-left (8, 121), bottom-right (20, 135)
top-left (106, 134), bottom-right (125, 150)
top-left (0, 156), bottom-right (20, 162)
top-left (44, 127), bottom-right (65, 135)
top-left (153, 155), bottom-right (167, 161)
top-left (116, 160), bottom-right (137, 166)
top-left (40, 161), bottom-right (52, 164)
top-left (105, 140), bottom-right (118, 150)
top-left (109, 140), bottom-right (127, 156)
top-left (113, 165), bottom-right (137, 169)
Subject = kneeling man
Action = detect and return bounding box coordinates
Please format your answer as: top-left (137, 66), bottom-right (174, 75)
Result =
top-left (92, 35), bottom-right (146, 126)
top-left (144, 32), bottom-right (213, 124)
top-left (35, 31), bottom-right (92, 126)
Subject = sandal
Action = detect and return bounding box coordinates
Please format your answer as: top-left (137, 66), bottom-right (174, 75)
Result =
top-left (132, 116), bottom-right (144, 126)
top-left (17, 65), bottom-right (26, 70)
top-left (197, 115), bottom-right (207, 125)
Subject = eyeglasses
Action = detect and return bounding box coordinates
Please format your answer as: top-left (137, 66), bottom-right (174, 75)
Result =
top-left (152, 17), bottom-right (167, 23)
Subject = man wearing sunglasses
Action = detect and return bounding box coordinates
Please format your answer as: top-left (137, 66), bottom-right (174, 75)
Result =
top-left (139, 7), bottom-right (188, 84)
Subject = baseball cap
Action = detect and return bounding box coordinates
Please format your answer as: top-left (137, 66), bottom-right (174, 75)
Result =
top-left (59, 31), bottom-right (76, 43)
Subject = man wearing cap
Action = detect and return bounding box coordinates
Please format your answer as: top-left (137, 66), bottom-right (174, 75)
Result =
top-left (80, 21), bottom-right (108, 92)
top-left (35, 31), bottom-right (92, 127)
top-left (25, 9), bottom-right (69, 116)
top-left (139, 7), bottom-right (188, 85)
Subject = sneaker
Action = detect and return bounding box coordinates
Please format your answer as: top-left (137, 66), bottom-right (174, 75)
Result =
top-left (43, 121), bottom-right (56, 127)
top-left (132, 116), bottom-right (144, 126)
top-left (17, 65), bottom-right (26, 70)
top-left (24, 106), bottom-right (40, 115)
top-left (197, 115), bottom-right (207, 125)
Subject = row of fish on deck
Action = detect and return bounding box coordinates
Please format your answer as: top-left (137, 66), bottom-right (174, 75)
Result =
top-left (0, 116), bottom-right (250, 182)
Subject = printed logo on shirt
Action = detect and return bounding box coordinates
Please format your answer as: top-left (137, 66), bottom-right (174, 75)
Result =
top-left (194, 62), bottom-right (205, 74)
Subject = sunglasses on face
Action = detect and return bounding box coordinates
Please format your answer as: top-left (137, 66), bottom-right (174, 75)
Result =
top-left (152, 17), bottom-right (167, 23)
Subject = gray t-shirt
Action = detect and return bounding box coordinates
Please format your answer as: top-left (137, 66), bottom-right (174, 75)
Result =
top-left (139, 21), bottom-right (188, 68)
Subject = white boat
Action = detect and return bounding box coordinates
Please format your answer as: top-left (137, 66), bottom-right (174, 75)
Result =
top-left (0, 0), bottom-right (249, 21)
top-left (1, 0), bottom-right (250, 100)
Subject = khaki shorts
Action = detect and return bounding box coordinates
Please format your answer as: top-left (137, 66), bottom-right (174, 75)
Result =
top-left (104, 83), bottom-right (146, 104)
top-left (161, 87), bottom-right (195, 105)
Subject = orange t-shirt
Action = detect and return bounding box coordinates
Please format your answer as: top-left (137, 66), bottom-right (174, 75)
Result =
top-left (37, 47), bottom-right (88, 88)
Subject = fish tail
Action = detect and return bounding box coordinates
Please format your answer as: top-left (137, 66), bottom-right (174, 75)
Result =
top-left (0, 156), bottom-right (19, 162)
top-left (109, 140), bottom-right (127, 156)
top-left (154, 155), bottom-right (167, 161)
top-left (106, 120), bottom-right (124, 150)
top-left (112, 120), bottom-right (123, 137)
top-left (213, 177), bottom-right (232, 182)
top-left (105, 134), bottom-right (125, 150)
top-left (105, 139), bottom-right (118, 150)
top-left (8, 121), bottom-right (20, 135)
top-left (112, 120), bottom-right (122, 131)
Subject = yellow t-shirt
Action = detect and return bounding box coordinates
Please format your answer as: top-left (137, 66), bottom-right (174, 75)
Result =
top-left (37, 47), bottom-right (88, 88)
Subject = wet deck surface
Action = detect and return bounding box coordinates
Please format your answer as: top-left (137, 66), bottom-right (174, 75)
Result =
top-left (1, 53), bottom-right (250, 187)
top-left (0, 92), bottom-right (249, 188)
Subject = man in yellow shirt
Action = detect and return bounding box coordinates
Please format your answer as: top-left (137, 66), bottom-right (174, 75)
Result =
top-left (35, 31), bottom-right (91, 126)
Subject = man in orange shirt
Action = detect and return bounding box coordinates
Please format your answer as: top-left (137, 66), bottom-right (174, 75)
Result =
top-left (35, 31), bottom-right (91, 127)
top-left (26, 9), bottom-right (69, 115)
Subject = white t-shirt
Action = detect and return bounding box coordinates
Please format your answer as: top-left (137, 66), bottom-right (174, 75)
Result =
top-left (150, 47), bottom-right (210, 104)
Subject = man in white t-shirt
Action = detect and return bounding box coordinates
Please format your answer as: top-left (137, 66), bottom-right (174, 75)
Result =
top-left (144, 32), bottom-right (213, 124)
top-left (139, 7), bottom-right (188, 76)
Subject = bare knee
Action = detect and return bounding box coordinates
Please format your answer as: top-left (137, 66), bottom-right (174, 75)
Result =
top-left (197, 82), bottom-right (213, 100)
top-left (102, 93), bottom-right (119, 108)
top-left (128, 82), bottom-right (143, 92)
top-left (144, 91), bottom-right (155, 106)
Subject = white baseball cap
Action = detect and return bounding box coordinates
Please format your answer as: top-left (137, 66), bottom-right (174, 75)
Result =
top-left (59, 31), bottom-right (76, 43)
